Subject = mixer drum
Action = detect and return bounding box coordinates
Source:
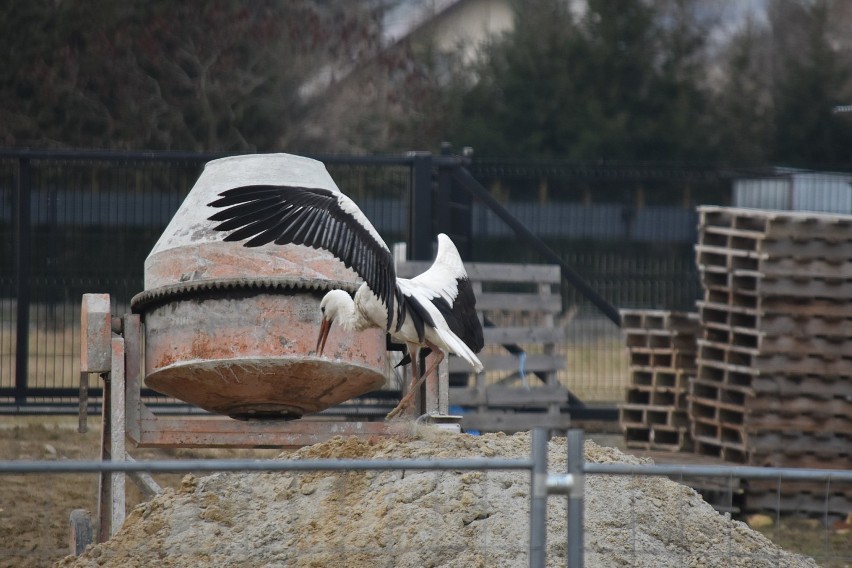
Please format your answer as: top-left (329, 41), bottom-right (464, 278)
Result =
top-left (131, 154), bottom-right (387, 419)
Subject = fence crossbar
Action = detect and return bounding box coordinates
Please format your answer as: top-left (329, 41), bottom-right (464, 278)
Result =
top-left (0, 457), bottom-right (533, 474)
top-left (584, 463), bottom-right (852, 482)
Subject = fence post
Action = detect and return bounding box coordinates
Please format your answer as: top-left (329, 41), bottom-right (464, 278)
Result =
top-left (529, 427), bottom-right (548, 568)
top-left (566, 429), bottom-right (585, 568)
top-left (14, 156), bottom-right (32, 406)
top-left (407, 152), bottom-right (433, 261)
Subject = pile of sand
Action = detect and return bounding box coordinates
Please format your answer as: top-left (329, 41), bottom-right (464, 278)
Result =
top-left (57, 429), bottom-right (816, 567)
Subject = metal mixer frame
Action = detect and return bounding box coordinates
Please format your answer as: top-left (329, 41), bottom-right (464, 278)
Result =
top-left (80, 293), bottom-right (455, 540)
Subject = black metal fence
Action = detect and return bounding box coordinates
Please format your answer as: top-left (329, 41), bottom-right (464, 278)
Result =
top-left (1, 149), bottom-right (739, 410)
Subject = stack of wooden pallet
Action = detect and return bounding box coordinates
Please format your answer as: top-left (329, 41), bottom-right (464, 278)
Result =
top-left (691, 206), bottom-right (852, 514)
top-left (619, 309), bottom-right (700, 452)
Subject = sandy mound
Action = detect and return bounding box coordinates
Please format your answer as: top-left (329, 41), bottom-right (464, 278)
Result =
top-left (57, 430), bottom-right (816, 567)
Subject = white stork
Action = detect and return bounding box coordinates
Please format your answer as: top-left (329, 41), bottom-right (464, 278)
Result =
top-left (206, 184), bottom-right (484, 419)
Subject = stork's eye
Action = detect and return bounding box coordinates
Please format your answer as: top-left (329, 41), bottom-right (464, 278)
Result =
top-left (321, 306), bottom-right (325, 313)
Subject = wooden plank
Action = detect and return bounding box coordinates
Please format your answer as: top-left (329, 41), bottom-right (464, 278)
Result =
top-left (619, 309), bottom-right (699, 332)
top-left (761, 239), bottom-right (852, 261)
top-left (466, 263), bottom-right (560, 283)
top-left (760, 297), bottom-right (852, 318)
top-left (757, 313), bottom-right (852, 338)
top-left (628, 367), bottom-right (693, 390)
top-left (754, 354), bottom-right (852, 376)
top-left (619, 403), bottom-right (689, 427)
top-left (475, 292), bottom-right (562, 312)
top-left (695, 243), bottom-right (762, 263)
top-left (743, 414), bottom-right (852, 436)
top-left (699, 225), bottom-right (765, 245)
top-left (625, 385), bottom-right (688, 407)
top-left (757, 256), bottom-right (852, 279)
top-left (137, 418), bottom-right (411, 449)
top-left (751, 374), bottom-right (852, 399)
top-left (757, 335), bottom-right (852, 358)
top-left (748, 479), bottom-right (852, 496)
top-left (745, 431), bottom-right (852, 455)
top-left (746, 489), bottom-right (852, 516)
top-left (698, 205), bottom-right (852, 240)
top-left (449, 385), bottom-right (569, 407)
top-left (449, 353), bottom-right (565, 374)
top-left (757, 277), bottom-right (851, 300)
top-left (483, 326), bottom-right (565, 344)
top-left (623, 424), bottom-right (691, 452)
top-left (396, 261), bottom-right (560, 283)
top-left (460, 411), bottom-right (573, 433)
top-left (744, 453), bottom-right (852, 471)
top-left (695, 358), bottom-right (758, 384)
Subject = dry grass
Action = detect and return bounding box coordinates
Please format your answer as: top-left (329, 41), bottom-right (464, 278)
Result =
top-left (0, 324), bottom-right (88, 391)
top-left (562, 338), bottom-right (629, 402)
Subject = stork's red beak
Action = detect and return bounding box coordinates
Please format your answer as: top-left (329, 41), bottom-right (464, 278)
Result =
top-left (315, 318), bottom-right (332, 356)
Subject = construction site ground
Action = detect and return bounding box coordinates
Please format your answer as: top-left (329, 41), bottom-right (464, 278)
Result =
top-left (0, 416), bottom-right (848, 568)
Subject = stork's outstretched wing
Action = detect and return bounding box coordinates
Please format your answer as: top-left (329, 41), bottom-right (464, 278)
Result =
top-left (207, 184), bottom-right (397, 329)
top-left (410, 234), bottom-right (484, 355)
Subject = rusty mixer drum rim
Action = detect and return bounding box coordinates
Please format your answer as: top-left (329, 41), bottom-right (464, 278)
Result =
top-left (130, 276), bottom-right (359, 313)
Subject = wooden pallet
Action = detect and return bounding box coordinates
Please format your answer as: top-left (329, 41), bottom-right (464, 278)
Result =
top-left (745, 487), bottom-right (852, 518)
top-left (625, 385), bottom-right (689, 407)
top-left (698, 205), bottom-right (852, 242)
top-left (628, 367), bottom-right (693, 391)
top-left (700, 302), bottom-right (852, 338)
top-left (620, 402), bottom-right (692, 452)
top-left (619, 309), bottom-right (698, 452)
top-left (628, 348), bottom-right (695, 369)
top-left (620, 403), bottom-right (690, 428)
top-left (621, 309), bottom-right (701, 333)
top-left (750, 374), bottom-right (852, 399)
top-left (703, 288), bottom-right (852, 318)
top-left (743, 479), bottom-right (852, 518)
top-left (623, 424), bottom-right (692, 452)
top-left (687, 205), bottom-right (852, 465)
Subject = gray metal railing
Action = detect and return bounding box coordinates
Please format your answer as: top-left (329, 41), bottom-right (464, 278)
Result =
top-left (3, 428), bottom-right (851, 567)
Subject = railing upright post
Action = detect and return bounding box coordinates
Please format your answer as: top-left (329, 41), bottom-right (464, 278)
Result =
top-left (14, 156), bottom-right (32, 406)
top-left (408, 152), bottom-right (433, 261)
top-left (529, 427), bottom-right (548, 568)
top-left (566, 429), bottom-right (585, 568)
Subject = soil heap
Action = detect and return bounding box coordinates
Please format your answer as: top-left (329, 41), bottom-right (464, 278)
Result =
top-left (57, 429), bottom-right (816, 567)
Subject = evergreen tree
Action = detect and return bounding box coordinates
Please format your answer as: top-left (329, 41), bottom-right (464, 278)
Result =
top-left (0, 1), bottom-right (379, 150)
top-left (711, 18), bottom-right (774, 166)
top-left (769, 0), bottom-right (852, 166)
top-left (448, 0), bottom-right (716, 162)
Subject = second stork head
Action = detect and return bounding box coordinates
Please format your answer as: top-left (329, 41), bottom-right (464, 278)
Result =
top-left (315, 289), bottom-right (357, 356)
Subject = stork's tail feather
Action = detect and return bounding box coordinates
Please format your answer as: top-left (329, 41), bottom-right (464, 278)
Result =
top-left (436, 327), bottom-right (484, 374)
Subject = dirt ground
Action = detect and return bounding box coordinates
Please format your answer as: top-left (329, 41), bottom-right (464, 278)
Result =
top-left (0, 416), bottom-right (849, 568)
top-left (0, 416), bottom-right (278, 568)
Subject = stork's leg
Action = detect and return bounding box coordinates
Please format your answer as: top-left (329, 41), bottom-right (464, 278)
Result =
top-left (386, 342), bottom-right (443, 420)
top-left (387, 344), bottom-right (420, 420)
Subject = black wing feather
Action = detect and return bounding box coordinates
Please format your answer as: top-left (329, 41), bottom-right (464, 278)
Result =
top-left (207, 185), bottom-right (396, 328)
top-left (430, 278), bottom-right (484, 354)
